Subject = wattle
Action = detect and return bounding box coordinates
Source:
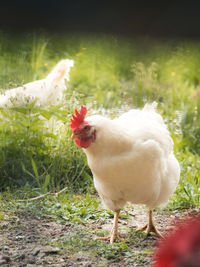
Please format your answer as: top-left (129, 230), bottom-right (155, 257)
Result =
top-left (75, 138), bottom-right (92, 149)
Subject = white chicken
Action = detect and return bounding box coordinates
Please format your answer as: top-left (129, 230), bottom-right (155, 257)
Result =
top-left (70, 104), bottom-right (180, 243)
top-left (0, 59), bottom-right (74, 107)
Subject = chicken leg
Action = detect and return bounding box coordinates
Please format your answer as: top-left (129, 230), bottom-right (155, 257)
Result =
top-left (95, 210), bottom-right (120, 244)
top-left (135, 209), bottom-right (163, 238)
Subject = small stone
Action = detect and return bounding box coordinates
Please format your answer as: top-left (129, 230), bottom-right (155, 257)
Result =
top-left (28, 257), bottom-right (36, 264)
top-left (15, 235), bottom-right (25, 241)
top-left (15, 253), bottom-right (25, 260)
top-left (16, 232), bottom-right (23, 236)
top-left (42, 246), bottom-right (60, 254)
top-left (39, 252), bottom-right (46, 259)
top-left (12, 253), bottom-right (18, 258)
top-left (32, 248), bottom-right (40, 256)
top-left (2, 255), bottom-right (11, 262)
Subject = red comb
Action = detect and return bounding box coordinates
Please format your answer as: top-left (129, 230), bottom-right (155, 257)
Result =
top-left (70, 106), bottom-right (87, 130)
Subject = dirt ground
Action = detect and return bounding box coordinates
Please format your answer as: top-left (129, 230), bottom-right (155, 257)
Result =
top-left (0, 205), bottom-right (198, 267)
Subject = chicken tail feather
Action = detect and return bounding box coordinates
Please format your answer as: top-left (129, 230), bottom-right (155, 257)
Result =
top-left (46, 59), bottom-right (74, 83)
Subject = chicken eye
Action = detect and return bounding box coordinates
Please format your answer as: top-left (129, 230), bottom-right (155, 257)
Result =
top-left (84, 126), bottom-right (90, 131)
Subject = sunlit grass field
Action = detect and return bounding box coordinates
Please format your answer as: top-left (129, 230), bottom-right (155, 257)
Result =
top-left (0, 32), bottom-right (199, 211)
top-left (0, 31), bottom-right (199, 266)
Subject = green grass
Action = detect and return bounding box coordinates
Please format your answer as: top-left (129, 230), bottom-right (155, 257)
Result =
top-left (0, 31), bottom-right (199, 210)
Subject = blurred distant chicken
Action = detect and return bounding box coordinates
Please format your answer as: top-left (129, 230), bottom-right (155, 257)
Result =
top-left (70, 103), bottom-right (180, 243)
top-left (0, 59), bottom-right (74, 107)
top-left (154, 216), bottom-right (200, 267)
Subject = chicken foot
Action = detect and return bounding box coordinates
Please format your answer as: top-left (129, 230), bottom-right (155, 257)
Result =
top-left (95, 210), bottom-right (120, 244)
top-left (134, 209), bottom-right (163, 238)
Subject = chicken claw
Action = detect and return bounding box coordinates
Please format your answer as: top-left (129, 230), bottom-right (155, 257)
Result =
top-left (134, 210), bottom-right (163, 238)
top-left (95, 210), bottom-right (120, 244)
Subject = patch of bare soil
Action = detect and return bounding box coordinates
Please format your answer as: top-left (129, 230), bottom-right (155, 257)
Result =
top-left (0, 206), bottom-right (198, 266)
top-left (0, 212), bottom-right (72, 266)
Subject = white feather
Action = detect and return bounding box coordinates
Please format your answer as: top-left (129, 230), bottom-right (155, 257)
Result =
top-left (84, 104), bottom-right (180, 212)
top-left (0, 59), bottom-right (74, 107)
